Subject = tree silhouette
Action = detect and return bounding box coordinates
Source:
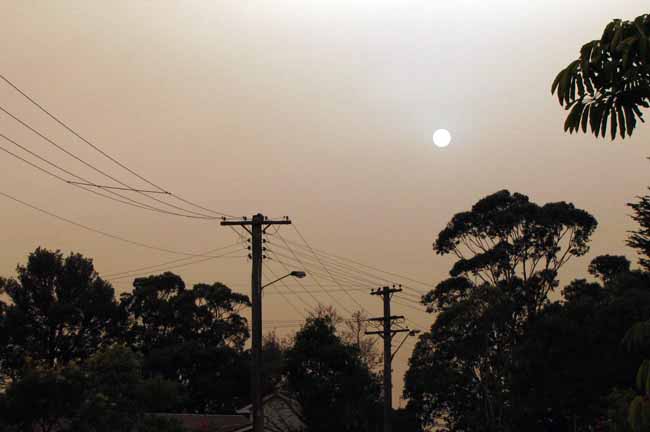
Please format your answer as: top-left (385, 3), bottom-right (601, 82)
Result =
top-left (120, 272), bottom-right (250, 412)
top-left (406, 190), bottom-right (597, 431)
top-left (552, 14), bottom-right (650, 139)
top-left (629, 192), bottom-right (650, 271)
top-left (285, 314), bottom-right (381, 432)
top-left (0, 248), bottom-right (122, 378)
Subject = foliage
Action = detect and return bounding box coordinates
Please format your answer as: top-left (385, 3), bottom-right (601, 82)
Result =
top-left (511, 269), bottom-right (650, 431)
top-left (137, 416), bottom-right (187, 432)
top-left (71, 345), bottom-right (144, 432)
top-left (629, 192), bottom-right (650, 272)
top-left (1, 345), bottom-right (181, 432)
top-left (120, 272), bottom-right (251, 412)
top-left (285, 315), bottom-right (381, 432)
top-left (607, 388), bottom-right (635, 432)
top-left (0, 248), bottom-right (122, 378)
top-left (589, 255), bottom-right (631, 283)
top-left (407, 190), bottom-right (597, 431)
top-left (262, 332), bottom-right (288, 395)
top-left (339, 310), bottom-right (382, 370)
top-left (2, 363), bottom-right (85, 432)
top-left (552, 14), bottom-right (650, 139)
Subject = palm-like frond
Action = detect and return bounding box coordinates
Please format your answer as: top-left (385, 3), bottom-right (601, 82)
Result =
top-left (552, 14), bottom-right (650, 139)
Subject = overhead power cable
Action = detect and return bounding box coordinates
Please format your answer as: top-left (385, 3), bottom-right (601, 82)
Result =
top-left (266, 249), bottom-right (354, 316)
top-left (0, 105), bottom-right (222, 219)
top-left (0, 73), bottom-right (234, 218)
top-left (270, 236), bottom-right (429, 298)
top-left (0, 72), bottom-right (168, 193)
top-left (104, 241), bottom-right (246, 279)
top-left (0, 134), bottom-right (223, 219)
top-left (263, 262), bottom-right (309, 318)
top-left (107, 250), bottom-right (247, 282)
top-left (278, 233), bottom-right (434, 292)
top-left (0, 190), bottom-right (228, 258)
top-left (285, 227), bottom-right (369, 313)
top-left (268, 241), bottom-right (424, 302)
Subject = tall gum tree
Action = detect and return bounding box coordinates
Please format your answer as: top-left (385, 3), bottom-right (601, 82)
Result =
top-left (405, 190), bottom-right (597, 432)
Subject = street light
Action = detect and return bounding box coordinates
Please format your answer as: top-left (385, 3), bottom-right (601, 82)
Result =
top-left (262, 270), bottom-right (306, 289)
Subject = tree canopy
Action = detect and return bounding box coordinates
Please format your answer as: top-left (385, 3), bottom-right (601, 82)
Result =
top-left (0, 248), bottom-right (122, 379)
top-left (285, 314), bottom-right (381, 432)
top-left (120, 272), bottom-right (251, 413)
top-left (406, 190), bottom-right (598, 431)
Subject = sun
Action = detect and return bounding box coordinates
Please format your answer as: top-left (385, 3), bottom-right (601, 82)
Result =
top-left (433, 129), bottom-right (452, 148)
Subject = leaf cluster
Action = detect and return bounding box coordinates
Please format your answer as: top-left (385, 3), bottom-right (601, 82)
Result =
top-left (553, 14), bottom-right (650, 139)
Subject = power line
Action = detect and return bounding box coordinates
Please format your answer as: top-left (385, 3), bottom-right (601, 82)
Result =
top-left (391, 298), bottom-right (428, 314)
top-left (0, 104), bottom-right (221, 219)
top-left (107, 251), bottom-right (247, 282)
top-left (267, 248), bottom-right (355, 307)
top-left (266, 287), bottom-right (367, 295)
top-left (104, 241), bottom-right (246, 279)
top-left (0, 190), bottom-right (229, 258)
top-left (269, 242), bottom-right (389, 287)
top-left (268, 241), bottom-right (425, 300)
top-left (267, 248), bottom-right (355, 316)
top-left (269, 237), bottom-right (429, 298)
top-left (285, 227), bottom-right (369, 313)
top-left (0, 73), bottom-right (234, 218)
top-left (264, 261), bottom-right (318, 314)
top-left (278, 233), bottom-right (434, 292)
top-left (0, 133), bottom-right (223, 219)
top-left (263, 262), bottom-right (308, 319)
top-left (0, 72), bottom-right (168, 193)
top-left (267, 248), bottom-right (380, 290)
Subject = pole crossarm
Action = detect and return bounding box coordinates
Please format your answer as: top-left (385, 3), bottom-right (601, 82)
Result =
top-left (365, 328), bottom-right (410, 336)
top-left (368, 315), bottom-right (404, 322)
top-left (220, 217), bottom-right (291, 226)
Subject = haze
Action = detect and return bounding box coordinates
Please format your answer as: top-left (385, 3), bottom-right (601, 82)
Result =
top-left (1, 1), bottom-right (649, 405)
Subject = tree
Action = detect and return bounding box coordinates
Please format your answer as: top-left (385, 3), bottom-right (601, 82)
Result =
top-left (511, 270), bottom-right (650, 431)
top-left (307, 305), bottom-right (381, 369)
top-left (340, 311), bottom-right (382, 371)
top-left (71, 345), bottom-right (144, 432)
top-left (1, 363), bottom-right (85, 432)
top-left (0, 248), bottom-right (122, 378)
top-left (552, 14), bottom-right (650, 139)
top-left (138, 416), bottom-right (187, 432)
top-left (588, 254), bottom-right (631, 284)
top-left (285, 315), bottom-right (381, 432)
top-left (1, 345), bottom-right (181, 432)
top-left (262, 332), bottom-right (288, 395)
top-left (405, 190), bottom-right (597, 431)
top-left (629, 193), bottom-right (650, 271)
top-left (120, 272), bottom-right (251, 412)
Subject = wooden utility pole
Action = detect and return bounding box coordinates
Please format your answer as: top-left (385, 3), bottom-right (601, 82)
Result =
top-left (366, 286), bottom-right (411, 432)
top-left (221, 214), bottom-right (291, 432)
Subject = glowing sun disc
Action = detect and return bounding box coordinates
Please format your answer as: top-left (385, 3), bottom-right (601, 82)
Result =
top-left (433, 129), bottom-right (452, 148)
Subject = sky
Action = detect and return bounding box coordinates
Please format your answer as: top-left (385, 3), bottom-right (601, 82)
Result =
top-left (1, 1), bottom-right (650, 406)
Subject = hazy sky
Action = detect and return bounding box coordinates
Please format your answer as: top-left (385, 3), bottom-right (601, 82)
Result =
top-left (2, 1), bottom-right (650, 406)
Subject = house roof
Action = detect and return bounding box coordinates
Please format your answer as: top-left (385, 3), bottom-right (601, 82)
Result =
top-left (149, 413), bottom-right (250, 432)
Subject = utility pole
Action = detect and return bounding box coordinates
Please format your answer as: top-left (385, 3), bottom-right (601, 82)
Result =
top-left (221, 214), bottom-right (291, 432)
top-left (366, 286), bottom-right (414, 432)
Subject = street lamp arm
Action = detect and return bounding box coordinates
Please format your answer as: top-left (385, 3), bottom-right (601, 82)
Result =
top-left (262, 270), bottom-right (306, 289)
top-left (262, 273), bottom-right (291, 289)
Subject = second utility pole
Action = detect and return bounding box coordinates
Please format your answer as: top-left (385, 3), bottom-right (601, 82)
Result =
top-left (367, 286), bottom-right (410, 432)
top-left (221, 214), bottom-right (291, 432)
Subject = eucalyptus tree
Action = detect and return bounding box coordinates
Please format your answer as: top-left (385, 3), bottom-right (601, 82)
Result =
top-left (405, 190), bottom-right (597, 431)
